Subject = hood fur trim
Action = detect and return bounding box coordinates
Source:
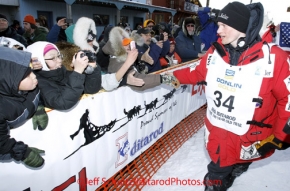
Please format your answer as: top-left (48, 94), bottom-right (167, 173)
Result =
top-left (102, 27), bottom-right (129, 62)
top-left (73, 17), bottom-right (99, 53)
top-left (55, 41), bottom-right (80, 71)
top-left (131, 30), bottom-right (146, 46)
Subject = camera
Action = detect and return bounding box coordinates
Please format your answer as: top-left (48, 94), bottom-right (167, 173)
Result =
top-left (65, 18), bottom-right (73, 24)
top-left (0, 37), bottom-right (10, 47)
top-left (77, 50), bottom-right (97, 63)
top-left (159, 33), bottom-right (164, 41)
top-left (75, 50), bottom-right (97, 74)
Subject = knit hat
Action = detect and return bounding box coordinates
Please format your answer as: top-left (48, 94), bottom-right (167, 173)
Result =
top-left (184, 17), bottom-right (195, 26)
top-left (137, 28), bottom-right (150, 35)
top-left (23, 14), bottom-right (36, 25)
top-left (217, 1), bottom-right (250, 33)
top-left (122, 38), bottom-right (132, 46)
top-left (0, 14), bottom-right (8, 22)
top-left (43, 44), bottom-right (58, 55)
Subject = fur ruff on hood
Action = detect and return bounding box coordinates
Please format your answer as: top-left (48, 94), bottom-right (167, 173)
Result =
top-left (27, 41), bottom-right (60, 71)
top-left (73, 17), bottom-right (99, 53)
top-left (102, 26), bottom-right (129, 63)
top-left (131, 30), bottom-right (147, 46)
top-left (55, 41), bottom-right (81, 71)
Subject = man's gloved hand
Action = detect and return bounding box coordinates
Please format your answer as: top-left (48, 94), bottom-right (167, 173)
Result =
top-left (32, 105), bottom-right (49, 131)
top-left (161, 73), bottom-right (180, 89)
top-left (22, 147), bottom-right (45, 168)
top-left (255, 134), bottom-right (282, 156)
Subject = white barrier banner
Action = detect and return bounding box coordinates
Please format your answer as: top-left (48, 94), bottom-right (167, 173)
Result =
top-left (1, 63), bottom-right (206, 191)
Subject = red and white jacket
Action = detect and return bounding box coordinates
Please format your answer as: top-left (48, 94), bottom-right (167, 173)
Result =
top-left (174, 40), bottom-right (290, 167)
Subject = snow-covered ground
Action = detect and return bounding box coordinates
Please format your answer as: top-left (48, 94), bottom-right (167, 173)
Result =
top-left (142, 127), bottom-right (290, 191)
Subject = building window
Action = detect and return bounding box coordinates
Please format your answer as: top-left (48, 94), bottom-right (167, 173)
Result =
top-left (93, 14), bottom-right (109, 26)
top-left (170, 0), bottom-right (174, 9)
top-left (154, 14), bottom-right (164, 24)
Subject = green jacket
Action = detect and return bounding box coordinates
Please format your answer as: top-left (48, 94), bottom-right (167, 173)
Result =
top-left (23, 26), bottom-right (48, 45)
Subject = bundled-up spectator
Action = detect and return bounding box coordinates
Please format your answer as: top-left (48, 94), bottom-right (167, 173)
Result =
top-left (175, 17), bottom-right (205, 62)
top-left (131, 27), bottom-right (170, 73)
top-left (0, 47), bottom-right (45, 168)
top-left (22, 14), bottom-right (48, 45)
top-left (97, 25), bottom-right (114, 73)
top-left (143, 19), bottom-right (155, 29)
top-left (103, 27), bottom-right (180, 91)
top-left (27, 42), bottom-right (102, 110)
top-left (72, 17), bottom-right (146, 91)
top-left (197, 7), bottom-right (219, 51)
top-left (10, 19), bottom-right (25, 35)
top-left (0, 14), bottom-right (28, 47)
top-left (46, 16), bottom-right (68, 43)
top-left (159, 38), bottom-right (182, 68)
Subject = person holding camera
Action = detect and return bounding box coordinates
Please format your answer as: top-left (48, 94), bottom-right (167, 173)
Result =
top-left (27, 41), bottom-right (102, 110)
top-left (131, 27), bottom-right (170, 73)
top-left (175, 17), bottom-right (205, 62)
top-left (71, 17), bottom-right (146, 91)
top-left (103, 26), bottom-right (180, 91)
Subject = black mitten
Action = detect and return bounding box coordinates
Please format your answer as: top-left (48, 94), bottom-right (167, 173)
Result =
top-left (255, 134), bottom-right (282, 156)
top-left (22, 147), bottom-right (45, 168)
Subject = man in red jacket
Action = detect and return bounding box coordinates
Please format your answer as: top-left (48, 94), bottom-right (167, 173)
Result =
top-left (173, 2), bottom-right (290, 191)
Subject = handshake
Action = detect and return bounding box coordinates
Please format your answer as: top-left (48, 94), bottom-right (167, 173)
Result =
top-left (255, 134), bottom-right (283, 156)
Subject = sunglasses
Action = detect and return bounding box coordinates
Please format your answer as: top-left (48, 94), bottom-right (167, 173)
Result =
top-left (186, 24), bottom-right (194, 27)
top-left (147, 25), bottom-right (154, 28)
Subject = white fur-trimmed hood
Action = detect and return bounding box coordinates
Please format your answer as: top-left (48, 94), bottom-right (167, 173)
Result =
top-left (102, 26), bottom-right (129, 62)
top-left (73, 17), bottom-right (99, 53)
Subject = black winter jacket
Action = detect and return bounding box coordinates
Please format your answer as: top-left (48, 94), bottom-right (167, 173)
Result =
top-left (0, 47), bottom-right (39, 161)
top-left (34, 65), bottom-right (102, 110)
top-left (0, 26), bottom-right (28, 47)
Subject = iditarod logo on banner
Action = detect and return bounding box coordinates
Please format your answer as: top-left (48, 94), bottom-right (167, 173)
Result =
top-left (115, 123), bottom-right (164, 168)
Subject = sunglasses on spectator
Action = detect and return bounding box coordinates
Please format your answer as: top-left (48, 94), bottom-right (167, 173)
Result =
top-left (186, 24), bottom-right (194, 27)
top-left (147, 25), bottom-right (154, 28)
top-left (44, 54), bottom-right (63, 61)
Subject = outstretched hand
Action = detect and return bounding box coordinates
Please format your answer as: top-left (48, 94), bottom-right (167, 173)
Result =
top-left (127, 70), bottom-right (145, 87)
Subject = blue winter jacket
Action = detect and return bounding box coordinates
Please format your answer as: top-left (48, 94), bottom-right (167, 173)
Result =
top-left (139, 40), bottom-right (170, 73)
top-left (175, 30), bottom-right (203, 62)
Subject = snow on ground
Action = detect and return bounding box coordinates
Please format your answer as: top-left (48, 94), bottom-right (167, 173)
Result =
top-left (142, 127), bottom-right (290, 191)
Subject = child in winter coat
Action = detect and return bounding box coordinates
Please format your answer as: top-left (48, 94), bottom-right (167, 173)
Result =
top-left (27, 41), bottom-right (102, 110)
top-left (0, 47), bottom-right (45, 168)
